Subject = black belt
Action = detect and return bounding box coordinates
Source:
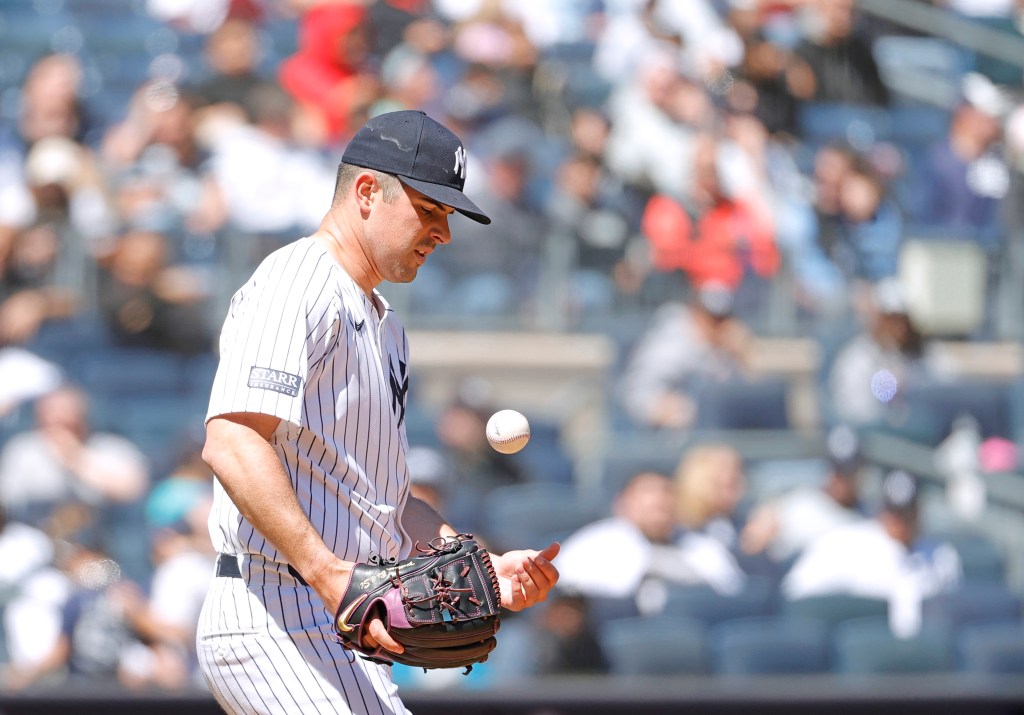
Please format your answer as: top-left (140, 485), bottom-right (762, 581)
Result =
top-left (216, 553), bottom-right (308, 586)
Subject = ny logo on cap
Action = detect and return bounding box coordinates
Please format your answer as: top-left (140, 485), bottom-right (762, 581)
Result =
top-left (453, 146), bottom-right (467, 181)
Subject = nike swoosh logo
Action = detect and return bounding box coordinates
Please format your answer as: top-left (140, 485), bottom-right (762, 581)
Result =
top-left (354, 319), bottom-right (365, 332)
top-left (335, 593), bottom-right (369, 633)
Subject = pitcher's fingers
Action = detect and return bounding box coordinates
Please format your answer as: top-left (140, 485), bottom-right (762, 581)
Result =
top-left (537, 542), bottom-right (561, 562)
top-left (506, 572), bottom-right (526, 611)
top-left (528, 545), bottom-right (560, 587)
top-left (365, 618), bottom-right (404, 654)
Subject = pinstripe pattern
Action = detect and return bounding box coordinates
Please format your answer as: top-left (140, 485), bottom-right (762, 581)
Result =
top-left (198, 237), bottom-right (414, 713)
top-left (198, 576), bottom-right (408, 714)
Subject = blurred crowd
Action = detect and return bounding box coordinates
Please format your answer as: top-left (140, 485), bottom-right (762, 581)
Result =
top-left (396, 422), bottom-right (1007, 685)
top-left (0, 0), bottom-right (1023, 693)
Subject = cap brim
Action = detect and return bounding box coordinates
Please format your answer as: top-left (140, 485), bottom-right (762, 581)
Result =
top-left (398, 176), bottom-right (491, 225)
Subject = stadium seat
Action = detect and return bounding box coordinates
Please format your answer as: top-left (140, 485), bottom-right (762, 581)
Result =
top-left (957, 623), bottom-right (1024, 675)
top-left (936, 531), bottom-right (1007, 584)
top-left (27, 315), bottom-right (114, 364)
top-left (693, 378), bottom-right (791, 431)
top-left (478, 483), bottom-right (606, 553)
top-left (922, 584), bottom-right (1022, 630)
top-left (183, 352), bottom-right (220, 402)
top-left (509, 419), bottom-right (575, 484)
top-left (873, 36), bottom-right (970, 108)
top-left (798, 103), bottom-right (891, 146)
top-left (832, 617), bottom-right (954, 674)
top-left (91, 393), bottom-right (207, 475)
top-left (782, 594), bottom-right (889, 629)
top-left (600, 615), bottom-right (709, 676)
top-left (663, 579), bottom-right (777, 627)
top-left (585, 594), bottom-right (641, 624)
top-left (598, 448), bottom-right (684, 498)
top-left (910, 381), bottom-right (1013, 443)
top-left (710, 616), bottom-right (830, 676)
top-left (402, 404), bottom-right (441, 449)
top-left (77, 348), bottom-right (185, 397)
top-left (745, 458), bottom-right (831, 502)
top-left (0, 7), bottom-right (71, 52)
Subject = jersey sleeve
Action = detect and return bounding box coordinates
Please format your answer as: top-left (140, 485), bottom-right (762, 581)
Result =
top-left (207, 245), bottom-right (341, 429)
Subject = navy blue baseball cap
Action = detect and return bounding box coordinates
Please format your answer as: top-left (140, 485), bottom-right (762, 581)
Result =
top-left (341, 110), bottom-right (491, 225)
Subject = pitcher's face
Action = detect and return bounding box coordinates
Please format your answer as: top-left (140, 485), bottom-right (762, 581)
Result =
top-left (366, 182), bottom-right (453, 285)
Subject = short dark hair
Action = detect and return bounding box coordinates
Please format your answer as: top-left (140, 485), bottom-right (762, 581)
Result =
top-left (332, 162), bottom-right (403, 206)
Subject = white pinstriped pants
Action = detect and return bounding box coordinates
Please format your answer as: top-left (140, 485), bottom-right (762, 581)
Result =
top-left (197, 575), bottom-right (410, 715)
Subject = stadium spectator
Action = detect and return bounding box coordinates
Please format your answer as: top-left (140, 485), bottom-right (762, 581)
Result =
top-left (542, 151), bottom-right (635, 319)
top-left (277, 2), bottom-right (379, 144)
top-left (591, 0), bottom-right (740, 84)
top-left (3, 512), bottom-right (149, 691)
top-left (674, 443), bottom-right (749, 552)
top-left (198, 83), bottom-right (335, 238)
top-left (618, 282), bottom-right (754, 431)
top-left (404, 445), bottom-right (451, 516)
top-left (365, 0), bottom-right (450, 61)
top-left (0, 0), bottom-right (1022, 692)
top-left (0, 134), bottom-right (114, 345)
top-left (770, 141), bottom-right (856, 319)
top-left (640, 132), bottom-right (780, 313)
top-left (12, 53), bottom-right (96, 149)
top-left (120, 491), bottom-right (214, 689)
top-left (424, 133), bottom-right (548, 316)
top-left (192, 18), bottom-right (278, 119)
top-left (0, 222), bottom-right (79, 346)
top-left (0, 504), bottom-right (54, 601)
top-left (102, 82), bottom-right (213, 240)
top-left (824, 153), bottom-right (903, 285)
top-left (19, 134), bottom-right (117, 245)
top-left (557, 470), bottom-right (746, 615)
top-left (741, 424), bottom-right (870, 564)
top-left (441, 0), bottom-right (539, 77)
top-left (782, 469), bottom-right (962, 637)
top-left (793, 0), bottom-right (890, 106)
top-left (0, 341), bottom-right (62, 419)
top-left (431, 380), bottom-right (523, 535)
top-left (370, 44), bottom-right (444, 118)
top-left (0, 385), bottom-right (149, 525)
top-left (603, 51), bottom-right (709, 199)
top-left (727, 3), bottom-right (815, 137)
top-left (812, 142), bottom-right (858, 250)
top-left (143, 427), bottom-right (212, 527)
top-left (917, 84), bottom-right (1010, 251)
top-left (524, 588), bottom-right (608, 676)
top-left (146, 0), bottom-right (231, 35)
top-left (96, 229), bottom-right (213, 355)
top-left (102, 81), bottom-right (204, 175)
top-left (826, 278), bottom-right (951, 426)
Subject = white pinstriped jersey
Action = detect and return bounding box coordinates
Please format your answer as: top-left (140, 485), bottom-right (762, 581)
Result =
top-left (206, 236), bottom-right (414, 582)
top-left (198, 236), bottom-right (414, 715)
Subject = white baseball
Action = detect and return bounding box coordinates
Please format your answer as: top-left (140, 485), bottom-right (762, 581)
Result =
top-left (486, 409), bottom-right (531, 454)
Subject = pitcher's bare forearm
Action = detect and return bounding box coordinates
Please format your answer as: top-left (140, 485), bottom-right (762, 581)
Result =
top-left (402, 494), bottom-right (459, 545)
top-left (203, 413), bottom-right (352, 611)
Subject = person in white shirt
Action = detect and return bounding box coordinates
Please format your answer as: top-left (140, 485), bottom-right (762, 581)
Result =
top-left (741, 424), bottom-right (869, 564)
top-left (0, 385), bottom-right (149, 523)
top-left (558, 470), bottom-right (746, 615)
top-left (782, 469), bottom-right (961, 637)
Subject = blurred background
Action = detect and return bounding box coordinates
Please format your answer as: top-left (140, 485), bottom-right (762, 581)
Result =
top-left (0, 0), bottom-right (1023, 712)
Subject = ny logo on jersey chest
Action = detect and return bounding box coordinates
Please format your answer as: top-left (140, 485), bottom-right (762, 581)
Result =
top-left (389, 356), bottom-right (409, 426)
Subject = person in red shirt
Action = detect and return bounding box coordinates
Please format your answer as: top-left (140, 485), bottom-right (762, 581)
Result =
top-left (641, 133), bottom-right (779, 299)
top-left (278, 3), bottom-right (379, 143)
